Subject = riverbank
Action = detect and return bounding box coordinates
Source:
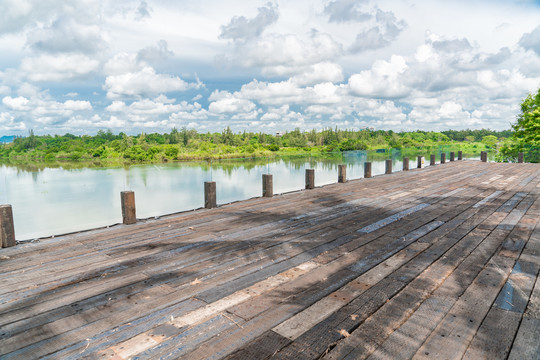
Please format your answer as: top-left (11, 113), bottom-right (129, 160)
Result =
top-left (1, 148), bottom-right (487, 240)
top-left (0, 128), bottom-right (500, 167)
top-left (0, 142), bottom-right (490, 170)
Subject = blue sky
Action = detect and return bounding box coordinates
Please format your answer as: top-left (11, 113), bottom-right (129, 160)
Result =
top-left (1, 0), bottom-right (540, 135)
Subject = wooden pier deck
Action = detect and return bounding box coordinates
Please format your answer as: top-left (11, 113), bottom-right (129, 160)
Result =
top-left (1, 160), bottom-right (539, 360)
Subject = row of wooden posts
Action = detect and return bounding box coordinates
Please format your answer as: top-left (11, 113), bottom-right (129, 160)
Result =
top-left (0, 151), bottom-right (524, 248)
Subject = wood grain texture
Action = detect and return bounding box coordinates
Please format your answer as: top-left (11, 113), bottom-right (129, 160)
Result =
top-left (0, 160), bottom-right (538, 360)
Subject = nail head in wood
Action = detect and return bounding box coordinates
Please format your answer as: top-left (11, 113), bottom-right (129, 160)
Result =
top-left (204, 181), bottom-right (217, 208)
top-left (121, 191), bottom-right (136, 225)
top-left (0, 204), bottom-right (16, 248)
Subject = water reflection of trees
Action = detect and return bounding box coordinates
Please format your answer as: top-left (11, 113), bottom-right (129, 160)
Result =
top-left (1, 146), bottom-right (484, 178)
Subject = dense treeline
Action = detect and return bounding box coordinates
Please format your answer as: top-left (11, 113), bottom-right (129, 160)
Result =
top-left (0, 127), bottom-right (511, 164)
top-left (440, 129), bottom-right (513, 142)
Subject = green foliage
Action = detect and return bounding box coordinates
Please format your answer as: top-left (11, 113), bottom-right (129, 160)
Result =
top-left (481, 135), bottom-right (498, 149)
top-left (499, 87), bottom-right (540, 163)
top-left (441, 129), bottom-right (511, 141)
top-left (515, 90), bottom-right (540, 146)
top-left (0, 127), bottom-right (512, 165)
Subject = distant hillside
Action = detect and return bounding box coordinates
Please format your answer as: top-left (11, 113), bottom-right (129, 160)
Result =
top-left (0, 135), bottom-right (15, 143)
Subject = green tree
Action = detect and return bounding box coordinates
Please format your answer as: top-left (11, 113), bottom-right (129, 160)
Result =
top-left (514, 90), bottom-right (540, 147)
top-left (481, 135), bottom-right (498, 149)
top-left (499, 87), bottom-right (540, 162)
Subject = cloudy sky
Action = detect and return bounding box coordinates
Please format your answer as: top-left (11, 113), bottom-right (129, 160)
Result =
top-left (1, 0), bottom-right (540, 135)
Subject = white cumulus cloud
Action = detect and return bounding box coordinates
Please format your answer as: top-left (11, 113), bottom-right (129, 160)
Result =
top-left (219, 2), bottom-right (279, 40)
top-left (348, 55), bottom-right (408, 98)
top-left (0, 112), bottom-right (26, 130)
top-left (2, 96), bottom-right (30, 110)
top-left (104, 67), bottom-right (200, 99)
top-left (20, 54), bottom-right (99, 82)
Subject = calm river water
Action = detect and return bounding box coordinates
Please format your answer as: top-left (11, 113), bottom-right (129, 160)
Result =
top-left (1, 149), bottom-right (484, 240)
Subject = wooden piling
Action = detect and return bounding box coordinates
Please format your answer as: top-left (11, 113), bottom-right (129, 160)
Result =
top-left (338, 165), bottom-right (346, 183)
top-left (0, 205), bottom-right (16, 248)
top-left (205, 181), bottom-right (217, 208)
top-left (364, 162), bottom-right (372, 178)
top-left (450, 152), bottom-right (455, 161)
top-left (385, 159), bottom-right (392, 174)
top-left (458, 151), bottom-right (463, 160)
top-left (262, 174), bottom-right (273, 197)
top-left (120, 191), bottom-right (136, 225)
top-left (518, 152), bottom-right (524, 163)
top-left (403, 157), bottom-right (409, 171)
top-left (417, 156), bottom-right (424, 168)
top-left (305, 169), bottom-right (315, 189)
top-left (481, 151), bottom-right (487, 162)
top-left (441, 153), bottom-right (446, 164)
top-left (430, 154), bottom-right (436, 166)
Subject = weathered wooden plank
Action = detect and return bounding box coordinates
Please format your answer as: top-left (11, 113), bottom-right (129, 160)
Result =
top-left (323, 216), bottom-right (508, 359)
top-left (0, 161), bottom-right (538, 360)
top-left (129, 313), bottom-right (245, 360)
top-left (270, 279), bottom-right (408, 359)
top-left (356, 203), bottom-right (431, 233)
top-left (508, 317), bottom-right (540, 360)
top-left (224, 330), bottom-right (291, 360)
top-left (365, 226), bottom-right (508, 360)
top-left (271, 241), bottom-right (432, 342)
top-left (462, 308), bottom-right (522, 360)
top-left (1, 297), bottom-right (205, 359)
top-left (257, 181), bottom-right (520, 359)
top-left (413, 256), bottom-right (517, 360)
top-left (91, 261), bottom-right (318, 358)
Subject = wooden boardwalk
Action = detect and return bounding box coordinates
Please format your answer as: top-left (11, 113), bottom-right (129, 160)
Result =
top-left (1, 160), bottom-right (539, 360)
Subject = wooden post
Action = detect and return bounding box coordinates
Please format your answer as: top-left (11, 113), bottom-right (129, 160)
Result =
top-left (364, 162), bottom-right (372, 178)
top-left (450, 152), bottom-right (455, 161)
top-left (385, 159), bottom-right (392, 174)
top-left (0, 205), bottom-right (16, 248)
top-left (205, 181), bottom-right (217, 208)
top-left (458, 151), bottom-right (463, 160)
top-left (338, 165), bottom-right (346, 183)
top-left (121, 191), bottom-right (136, 225)
top-left (518, 152), bottom-right (524, 163)
top-left (305, 169), bottom-right (315, 189)
top-left (430, 154), bottom-right (436, 166)
top-left (417, 156), bottom-right (424, 168)
top-left (481, 151), bottom-right (487, 162)
top-left (262, 174), bottom-right (273, 197)
top-left (441, 153), bottom-right (446, 164)
top-left (403, 157), bottom-right (409, 171)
